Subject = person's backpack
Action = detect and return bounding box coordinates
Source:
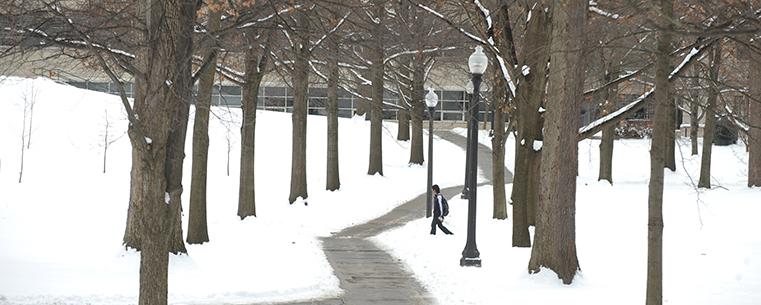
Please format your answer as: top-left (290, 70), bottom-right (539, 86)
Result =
top-left (440, 195), bottom-right (449, 217)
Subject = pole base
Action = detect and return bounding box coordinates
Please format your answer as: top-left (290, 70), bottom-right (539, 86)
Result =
top-left (460, 257), bottom-right (481, 267)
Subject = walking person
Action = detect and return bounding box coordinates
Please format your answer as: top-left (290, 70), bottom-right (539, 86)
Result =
top-left (430, 184), bottom-right (453, 235)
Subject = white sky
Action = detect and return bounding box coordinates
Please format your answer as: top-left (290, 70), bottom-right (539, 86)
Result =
top-left (0, 77), bottom-right (759, 305)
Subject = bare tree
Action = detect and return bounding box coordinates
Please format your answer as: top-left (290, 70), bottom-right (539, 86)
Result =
top-left (100, 109), bottom-right (126, 173)
top-left (288, 9), bottom-right (312, 204)
top-left (18, 80), bottom-right (39, 183)
top-left (24, 82), bottom-right (38, 149)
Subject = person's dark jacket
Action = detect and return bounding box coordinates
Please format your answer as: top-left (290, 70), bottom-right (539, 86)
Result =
top-left (433, 193), bottom-right (445, 219)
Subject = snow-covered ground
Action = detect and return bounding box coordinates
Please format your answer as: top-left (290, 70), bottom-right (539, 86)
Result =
top-left (0, 77), bottom-right (759, 304)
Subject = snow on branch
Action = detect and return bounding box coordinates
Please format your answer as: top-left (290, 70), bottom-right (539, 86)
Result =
top-left (578, 38), bottom-right (715, 140)
top-left (384, 46), bottom-right (455, 65)
top-left (349, 68), bottom-right (372, 86)
top-left (475, 0), bottom-right (517, 97)
top-left (413, 2), bottom-right (517, 97)
top-left (723, 104), bottom-right (750, 132)
top-left (308, 60), bottom-right (328, 81)
top-left (583, 38), bottom-right (708, 97)
top-left (474, 0), bottom-right (493, 30)
top-left (310, 60), bottom-right (403, 111)
top-left (16, 26), bottom-right (136, 60)
top-left (415, 3), bottom-right (487, 45)
top-left (589, 1), bottom-right (625, 20)
top-left (493, 52), bottom-right (517, 97)
top-left (310, 12), bottom-right (351, 53)
top-left (578, 86), bottom-right (655, 136)
top-left (238, 5), bottom-right (302, 29)
top-left (670, 47), bottom-right (700, 79)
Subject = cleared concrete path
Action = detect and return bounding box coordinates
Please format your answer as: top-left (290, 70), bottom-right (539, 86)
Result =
top-left (281, 131), bottom-right (512, 305)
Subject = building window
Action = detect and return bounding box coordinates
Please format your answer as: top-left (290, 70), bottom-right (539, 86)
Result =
top-left (67, 81), bottom-right (478, 122)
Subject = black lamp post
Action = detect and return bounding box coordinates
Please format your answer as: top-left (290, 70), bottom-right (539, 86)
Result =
top-left (425, 87), bottom-right (439, 218)
top-left (461, 46), bottom-right (487, 267)
top-left (461, 80), bottom-right (474, 199)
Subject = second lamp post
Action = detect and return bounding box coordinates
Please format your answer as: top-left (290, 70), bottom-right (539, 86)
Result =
top-left (461, 46), bottom-right (487, 267)
top-left (425, 87), bottom-right (438, 218)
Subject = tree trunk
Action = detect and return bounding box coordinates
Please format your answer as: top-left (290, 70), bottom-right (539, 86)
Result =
top-left (698, 92), bottom-right (716, 188)
top-left (510, 3), bottom-right (550, 247)
top-left (491, 2), bottom-right (511, 220)
top-left (646, 1), bottom-right (673, 303)
top-left (356, 82), bottom-right (370, 117)
top-left (326, 31), bottom-right (341, 192)
top-left (131, 0), bottom-right (188, 302)
top-left (690, 92), bottom-right (700, 155)
top-left (665, 97), bottom-right (677, 171)
top-left (123, 0), bottom-right (190, 257)
top-left (187, 3), bottom-right (222, 244)
top-left (289, 14), bottom-right (310, 204)
top-left (598, 125), bottom-right (615, 183)
top-left (123, 152), bottom-right (142, 250)
top-left (238, 36), bottom-right (267, 218)
top-left (410, 105), bottom-right (424, 165)
top-left (491, 86), bottom-right (507, 220)
top-left (398, 110), bottom-right (410, 141)
top-left (368, 85), bottom-right (384, 176)
top-left (526, 150), bottom-right (540, 226)
top-left (367, 5), bottom-right (384, 176)
top-left (528, 0), bottom-right (585, 284)
top-left (749, 98), bottom-right (761, 186)
top-left (123, 57), bottom-right (147, 251)
top-left (163, 0), bottom-right (198, 255)
top-left (750, 45), bottom-right (761, 187)
top-left (187, 62), bottom-right (212, 243)
top-left (698, 45), bottom-right (721, 189)
top-left (409, 56), bottom-right (425, 165)
top-left (647, 73), bottom-right (668, 305)
top-left (136, 131), bottom-right (173, 304)
top-left (598, 69), bottom-right (616, 183)
top-left (398, 57), bottom-right (412, 142)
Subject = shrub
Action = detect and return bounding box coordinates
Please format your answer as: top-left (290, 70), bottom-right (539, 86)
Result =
top-left (615, 120), bottom-right (652, 139)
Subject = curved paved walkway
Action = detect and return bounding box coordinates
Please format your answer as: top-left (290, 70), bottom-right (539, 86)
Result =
top-left (281, 131), bottom-right (513, 305)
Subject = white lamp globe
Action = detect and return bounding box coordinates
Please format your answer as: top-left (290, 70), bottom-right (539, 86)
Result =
top-left (468, 46), bottom-right (488, 75)
top-left (425, 87), bottom-right (438, 108)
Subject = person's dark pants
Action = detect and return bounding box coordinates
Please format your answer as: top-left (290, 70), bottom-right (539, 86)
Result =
top-left (431, 217), bottom-right (453, 235)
